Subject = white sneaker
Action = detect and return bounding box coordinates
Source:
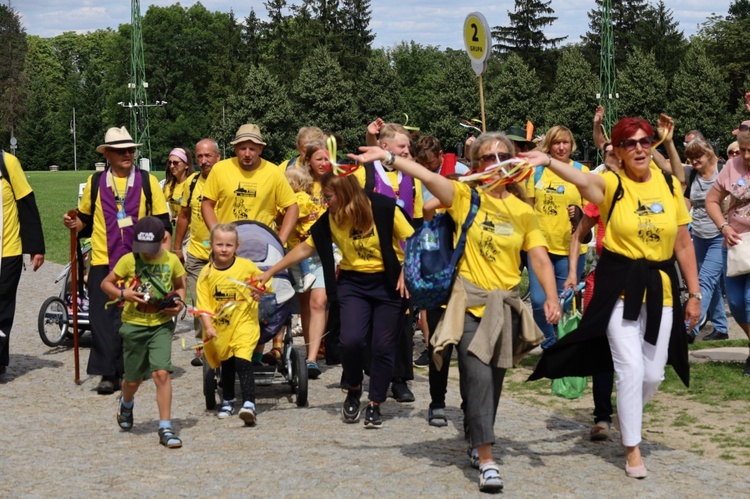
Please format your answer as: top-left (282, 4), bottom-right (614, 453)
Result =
top-left (301, 274), bottom-right (317, 293)
top-left (239, 402), bottom-right (256, 425)
top-left (217, 399), bottom-right (234, 419)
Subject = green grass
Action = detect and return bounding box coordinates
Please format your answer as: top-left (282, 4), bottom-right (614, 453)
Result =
top-left (26, 170), bottom-right (164, 264)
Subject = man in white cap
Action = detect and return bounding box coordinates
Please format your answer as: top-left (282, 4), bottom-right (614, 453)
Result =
top-left (63, 126), bottom-right (170, 394)
top-left (202, 123), bottom-right (298, 242)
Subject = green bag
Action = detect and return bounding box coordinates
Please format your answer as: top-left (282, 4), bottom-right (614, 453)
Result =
top-left (551, 294), bottom-right (587, 399)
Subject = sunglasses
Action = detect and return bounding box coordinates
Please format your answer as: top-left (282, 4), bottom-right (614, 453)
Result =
top-left (686, 155), bottom-right (704, 163)
top-left (619, 137), bottom-right (653, 152)
top-left (478, 152), bottom-right (512, 164)
top-left (728, 149), bottom-right (740, 156)
top-left (167, 160), bottom-right (183, 166)
top-left (111, 147), bottom-right (136, 155)
top-left (738, 124), bottom-right (750, 133)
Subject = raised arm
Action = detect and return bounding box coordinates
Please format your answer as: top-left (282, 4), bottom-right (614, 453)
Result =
top-left (366, 118), bottom-right (384, 147)
top-left (350, 146), bottom-right (457, 208)
top-left (657, 114), bottom-right (684, 184)
top-left (520, 150), bottom-right (606, 205)
top-left (593, 106), bottom-right (606, 151)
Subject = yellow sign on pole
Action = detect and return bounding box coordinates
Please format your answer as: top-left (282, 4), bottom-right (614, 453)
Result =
top-left (464, 12), bottom-right (492, 133)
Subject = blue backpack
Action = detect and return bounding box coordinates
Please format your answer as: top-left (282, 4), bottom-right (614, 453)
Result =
top-left (404, 189), bottom-right (480, 310)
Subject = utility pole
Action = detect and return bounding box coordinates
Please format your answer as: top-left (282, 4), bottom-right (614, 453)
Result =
top-left (597, 0), bottom-right (617, 161)
top-left (70, 107), bottom-right (77, 171)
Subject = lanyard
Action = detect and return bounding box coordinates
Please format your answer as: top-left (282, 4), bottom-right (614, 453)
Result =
top-left (110, 171), bottom-right (128, 209)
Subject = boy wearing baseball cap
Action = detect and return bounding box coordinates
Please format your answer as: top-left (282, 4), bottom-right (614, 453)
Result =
top-left (101, 216), bottom-right (186, 448)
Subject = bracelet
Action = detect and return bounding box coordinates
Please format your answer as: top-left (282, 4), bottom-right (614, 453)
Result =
top-left (120, 289), bottom-right (125, 302)
top-left (382, 151), bottom-right (395, 166)
top-left (719, 222), bottom-right (729, 233)
top-left (545, 153), bottom-right (552, 167)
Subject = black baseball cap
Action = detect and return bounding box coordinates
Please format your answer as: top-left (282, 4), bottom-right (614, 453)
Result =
top-left (132, 216), bottom-right (165, 254)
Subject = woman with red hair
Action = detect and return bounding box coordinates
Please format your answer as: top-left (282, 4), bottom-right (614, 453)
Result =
top-left (526, 116), bottom-right (700, 479)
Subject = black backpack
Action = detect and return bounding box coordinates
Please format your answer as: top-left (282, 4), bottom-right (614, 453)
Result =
top-left (89, 168), bottom-right (153, 216)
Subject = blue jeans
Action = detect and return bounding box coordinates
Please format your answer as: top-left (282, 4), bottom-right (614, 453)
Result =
top-left (692, 235), bottom-right (728, 335)
top-left (528, 252), bottom-right (586, 349)
top-left (725, 268), bottom-right (750, 325)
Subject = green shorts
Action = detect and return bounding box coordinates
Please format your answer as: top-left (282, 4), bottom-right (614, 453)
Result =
top-left (119, 321), bottom-right (175, 382)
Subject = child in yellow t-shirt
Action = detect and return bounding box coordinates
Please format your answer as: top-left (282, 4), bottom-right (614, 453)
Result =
top-left (100, 216), bottom-right (186, 448)
top-left (285, 167), bottom-right (318, 292)
top-left (196, 223), bottom-right (269, 426)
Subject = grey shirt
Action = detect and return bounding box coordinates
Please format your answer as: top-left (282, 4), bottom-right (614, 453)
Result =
top-left (688, 168), bottom-right (720, 239)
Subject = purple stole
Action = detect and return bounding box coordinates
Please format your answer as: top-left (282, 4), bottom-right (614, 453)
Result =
top-left (100, 167), bottom-right (143, 271)
top-left (372, 161), bottom-right (414, 218)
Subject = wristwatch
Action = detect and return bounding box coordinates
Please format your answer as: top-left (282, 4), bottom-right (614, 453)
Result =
top-left (687, 292), bottom-right (703, 301)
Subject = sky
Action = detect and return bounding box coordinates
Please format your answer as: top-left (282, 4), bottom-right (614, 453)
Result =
top-left (14, 0), bottom-right (732, 50)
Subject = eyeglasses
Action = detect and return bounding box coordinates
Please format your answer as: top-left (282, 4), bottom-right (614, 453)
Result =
top-left (321, 193), bottom-right (334, 203)
top-left (728, 149), bottom-right (740, 157)
top-left (686, 155), bottom-right (704, 163)
top-left (619, 137), bottom-right (653, 152)
top-left (111, 147), bottom-right (136, 155)
top-left (166, 160), bottom-right (182, 166)
top-left (478, 152), bottom-right (512, 165)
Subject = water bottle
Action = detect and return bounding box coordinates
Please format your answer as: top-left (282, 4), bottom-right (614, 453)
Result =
top-left (420, 226), bottom-right (439, 251)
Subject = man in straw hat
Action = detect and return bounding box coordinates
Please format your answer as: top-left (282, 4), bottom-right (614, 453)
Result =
top-left (202, 123), bottom-right (298, 241)
top-left (63, 126), bottom-right (170, 394)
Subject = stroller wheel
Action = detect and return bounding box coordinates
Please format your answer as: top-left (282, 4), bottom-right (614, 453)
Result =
top-left (38, 297), bottom-right (70, 347)
top-left (289, 346), bottom-right (308, 407)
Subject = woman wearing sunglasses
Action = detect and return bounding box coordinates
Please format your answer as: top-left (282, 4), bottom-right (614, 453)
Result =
top-left (349, 133), bottom-right (560, 493)
top-left (163, 148), bottom-right (194, 225)
top-left (528, 117), bottom-right (700, 479)
top-left (525, 125), bottom-right (589, 350)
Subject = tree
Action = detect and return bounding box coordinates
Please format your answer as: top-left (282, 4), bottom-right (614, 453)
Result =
top-left (221, 64), bottom-right (295, 161)
top-left (492, 0), bottom-right (566, 75)
top-left (543, 47), bottom-right (598, 157)
top-left (291, 46), bottom-right (359, 152)
top-left (389, 42), bottom-right (447, 130)
top-left (698, 14), bottom-right (750, 108)
top-left (355, 49), bottom-right (406, 125)
top-left (338, 0), bottom-right (374, 74)
top-left (616, 47), bottom-right (668, 124)
top-left (632, 1), bottom-right (687, 81)
top-left (668, 44), bottom-right (729, 145)
top-left (0, 3), bottom-right (27, 143)
top-left (484, 53), bottom-right (543, 134)
top-left (581, 0), bottom-right (649, 71)
top-left (728, 0), bottom-right (750, 20)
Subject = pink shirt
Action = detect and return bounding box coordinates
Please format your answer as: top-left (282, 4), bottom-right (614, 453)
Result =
top-left (712, 157), bottom-right (750, 235)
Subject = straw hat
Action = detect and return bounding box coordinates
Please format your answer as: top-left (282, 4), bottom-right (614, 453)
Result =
top-left (96, 126), bottom-right (141, 154)
top-left (231, 124), bottom-right (267, 146)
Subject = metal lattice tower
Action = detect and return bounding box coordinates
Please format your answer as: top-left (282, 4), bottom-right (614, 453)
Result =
top-left (129, 0), bottom-right (152, 166)
top-left (598, 0), bottom-right (617, 146)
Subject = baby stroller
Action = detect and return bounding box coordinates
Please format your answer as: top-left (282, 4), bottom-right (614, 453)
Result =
top-left (202, 220), bottom-right (308, 408)
top-left (38, 244), bottom-right (92, 347)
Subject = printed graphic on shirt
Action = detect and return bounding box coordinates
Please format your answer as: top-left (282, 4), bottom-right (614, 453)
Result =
top-left (476, 212), bottom-right (516, 263)
top-left (730, 177), bottom-right (750, 218)
top-left (352, 227), bottom-right (376, 261)
top-left (634, 197), bottom-right (665, 244)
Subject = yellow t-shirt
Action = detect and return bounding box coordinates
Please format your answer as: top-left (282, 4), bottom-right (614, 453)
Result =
top-left (113, 251), bottom-right (185, 327)
top-left (354, 165), bottom-right (424, 219)
top-left (201, 157), bottom-right (296, 227)
top-left (78, 171), bottom-right (169, 267)
top-left (306, 203), bottom-right (415, 272)
top-left (525, 161), bottom-right (589, 255)
top-left (448, 182), bottom-right (548, 317)
top-left (180, 172), bottom-right (210, 261)
top-left (1, 152), bottom-right (33, 258)
top-left (599, 168), bottom-right (692, 305)
top-left (196, 257), bottom-right (270, 368)
top-left (164, 177), bottom-right (190, 220)
top-left (288, 191), bottom-right (320, 249)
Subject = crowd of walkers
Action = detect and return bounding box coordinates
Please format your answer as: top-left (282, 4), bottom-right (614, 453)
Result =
top-left (5, 104), bottom-right (750, 492)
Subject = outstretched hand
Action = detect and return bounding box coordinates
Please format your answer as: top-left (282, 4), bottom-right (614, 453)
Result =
top-left (348, 146), bottom-right (386, 165)
top-left (367, 118), bottom-right (385, 136)
top-left (518, 150), bottom-right (550, 168)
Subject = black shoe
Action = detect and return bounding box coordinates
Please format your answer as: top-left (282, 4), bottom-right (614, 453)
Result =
top-left (342, 388), bottom-right (362, 423)
top-left (413, 349), bottom-right (429, 368)
top-left (391, 380), bottom-right (415, 403)
top-left (364, 403), bottom-right (383, 429)
top-left (96, 376), bottom-right (115, 395)
top-left (744, 358), bottom-right (750, 377)
top-left (686, 330), bottom-right (696, 344)
top-left (703, 330), bottom-right (729, 341)
top-left (191, 357), bottom-right (203, 367)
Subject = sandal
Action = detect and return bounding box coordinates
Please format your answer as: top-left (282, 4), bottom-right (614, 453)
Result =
top-left (428, 407), bottom-right (448, 427)
top-left (478, 462), bottom-right (504, 493)
top-left (117, 398), bottom-right (133, 431)
top-left (158, 428), bottom-right (182, 449)
top-left (261, 347), bottom-right (282, 365)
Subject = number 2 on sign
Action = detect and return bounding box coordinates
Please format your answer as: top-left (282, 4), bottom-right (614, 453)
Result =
top-left (471, 23), bottom-right (479, 42)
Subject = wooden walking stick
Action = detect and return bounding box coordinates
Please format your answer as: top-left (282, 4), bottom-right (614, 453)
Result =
top-left (67, 209), bottom-right (81, 384)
